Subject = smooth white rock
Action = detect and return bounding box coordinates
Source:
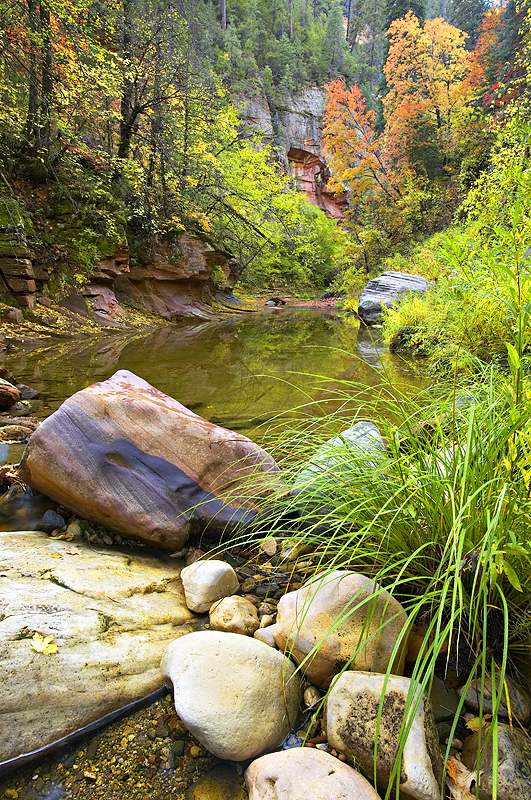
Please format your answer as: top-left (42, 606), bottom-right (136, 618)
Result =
top-left (245, 748), bottom-right (382, 800)
top-left (161, 630), bottom-right (302, 760)
top-left (180, 559), bottom-right (240, 612)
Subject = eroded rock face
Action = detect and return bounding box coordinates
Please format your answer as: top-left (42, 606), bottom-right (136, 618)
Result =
top-left (269, 571), bottom-right (408, 689)
top-left (462, 724), bottom-right (531, 800)
top-left (326, 672), bottom-right (442, 800)
top-left (161, 631), bottom-right (302, 761)
top-left (358, 271), bottom-right (430, 324)
top-left (245, 748), bottom-right (382, 800)
top-left (19, 370), bottom-right (279, 549)
top-left (0, 530), bottom-right (197, 763)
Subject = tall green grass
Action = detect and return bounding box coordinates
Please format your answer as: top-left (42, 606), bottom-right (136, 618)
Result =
top-left (227, 368), bottom-right (531, 798)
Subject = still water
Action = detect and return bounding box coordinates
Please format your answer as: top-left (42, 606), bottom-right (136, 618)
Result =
top-left (3, 307), bottom-right (427, 452)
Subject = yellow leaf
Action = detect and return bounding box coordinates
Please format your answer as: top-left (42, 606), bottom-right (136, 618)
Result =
top-left (50, 553), bottom-right (63, 559)
top-left (41, 571), bottom-right (52, 580)
top-left (31, 632), bottom-right (59, 655)
top-left (466, 715), bottom-right (491, 731)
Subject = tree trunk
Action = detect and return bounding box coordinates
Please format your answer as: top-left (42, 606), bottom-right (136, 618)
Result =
top-left (118, 0), bottom-right (134, 159)
top-left (220, 0), bottom-right (226, 30)
top-left (38, 0), bottom-right (53, 162)
top-left (289, 0), bottom-right (293, 38)
top-left (25, 0), bottom-right (39, 142)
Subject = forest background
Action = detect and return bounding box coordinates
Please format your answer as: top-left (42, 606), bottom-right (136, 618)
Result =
top-left (0, 0), bottom-right (529, 317)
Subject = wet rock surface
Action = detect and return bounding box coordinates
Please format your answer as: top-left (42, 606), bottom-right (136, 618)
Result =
top-left (0, 693), bottom-right (240, 800)
top-left (0, 530), bottom-right (199, 762)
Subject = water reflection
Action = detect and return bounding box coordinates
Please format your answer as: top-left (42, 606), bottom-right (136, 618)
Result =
top-left (2, 309), bottom-right (427, 451)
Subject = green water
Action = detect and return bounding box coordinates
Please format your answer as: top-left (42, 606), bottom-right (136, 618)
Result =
top-left (3, 308), bottom-right (427, 454)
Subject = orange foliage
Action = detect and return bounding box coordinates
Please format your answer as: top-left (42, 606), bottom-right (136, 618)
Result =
top-left (323, 79), bottom-right (401, 203)
top-left (383, 13), bottom-right (472, 170)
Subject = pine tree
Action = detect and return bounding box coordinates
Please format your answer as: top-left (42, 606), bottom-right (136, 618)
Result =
top-left (320, 0), bottom-right (348, 78)
top-left (447, 0), bottom-right (489, 48)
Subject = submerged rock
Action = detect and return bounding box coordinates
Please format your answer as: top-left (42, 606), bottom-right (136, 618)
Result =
top-left (358, 271), bottom-right (430, 325)
top-left (161, 630), bottom-right (302, 761)
top-left (326, 672), bottom-right (442, 800)
top-left (0, 530), bottom-right (197, 763)
top-left (19, 370), bottom-right (280, 549)
top-left (268, 570), bottom-right (408, 689)
top-left (245, 748), bottom-right (381, 800)
top-left (294, 421), bottom-right (386, 491)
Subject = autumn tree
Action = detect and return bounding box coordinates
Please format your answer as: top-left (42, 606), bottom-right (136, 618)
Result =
top-left (383, 13), bottom-right (471, 178)
top-left (323, 78), bottom-right (401, 202)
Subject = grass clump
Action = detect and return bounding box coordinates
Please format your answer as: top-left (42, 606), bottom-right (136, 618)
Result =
top-left (229, 365), bottom-right (531, 798)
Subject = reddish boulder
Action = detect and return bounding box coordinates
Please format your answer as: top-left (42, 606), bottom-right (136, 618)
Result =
top-left (19, 370), bottom-right (279, 548)
top-left (0, 378), bottom-right (21, 409)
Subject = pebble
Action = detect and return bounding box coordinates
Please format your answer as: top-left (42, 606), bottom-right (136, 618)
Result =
top-left (259, 614), bottom-right (274, 628)
top-left (304, 686), bottom-right (321, 707)
top-left (241, 578), bottom-right (257, 593)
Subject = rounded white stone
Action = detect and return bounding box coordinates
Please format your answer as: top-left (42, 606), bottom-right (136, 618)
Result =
top-left (161, 630), bottom-right (302, 761)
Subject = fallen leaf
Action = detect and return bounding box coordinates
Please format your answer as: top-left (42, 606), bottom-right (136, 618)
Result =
top-left (41, 571), bottom-right (52, 580)
top-left (31, 632), bottom-right (59, 655)
top-left (466, 715), bottom-right (491, 731)
top-left (446, 758), bottom-right (478, 800)
top-left (50, 553), bottom-right (62, 559)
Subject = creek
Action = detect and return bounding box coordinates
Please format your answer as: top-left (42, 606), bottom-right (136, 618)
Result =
top-left (3, 307), bottom-right (426, 463)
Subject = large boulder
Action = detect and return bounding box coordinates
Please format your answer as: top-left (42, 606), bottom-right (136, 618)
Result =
top-left (0, 530), bottom-right (198, 763)
top-left (245, 748), bottom-right (382, 800)
top-left (358, 271), bottom-right (430, 325)
top-left (161, 630), bottom-right (302, 761)
top-left (19, 370), bottom-right (279, 549)
top-left (269, 571), bottom-right (408, 689)
top-left (462, 724), bottom-right (531, 800)
top-left (326, 672), bottom-right (442, 800)
top-left (294, 421), bottom-right (386, 491)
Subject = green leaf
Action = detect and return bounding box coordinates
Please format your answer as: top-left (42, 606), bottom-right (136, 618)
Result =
top-left (503, 563), bottom-right (522, 592)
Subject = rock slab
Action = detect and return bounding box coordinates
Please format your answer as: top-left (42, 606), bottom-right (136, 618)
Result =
top-left (358, 271), bottom-right (430, 324)
top-left (19, 370), bottom-right (279, 549)
top-left (326, 672), bottom-right (442, 800)
top-left (0, 530), bottom-right (197, 763)
top-left (161, 630), bottom-right (302, 761)
top-left (245, 748), bottom-right (382, 800)
top-left (269, 570), bottom-right (408, 689)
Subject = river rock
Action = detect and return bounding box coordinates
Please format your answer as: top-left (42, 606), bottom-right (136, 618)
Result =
top-left (462, 724), bottom-right (531, 800)
top-left (19, 370), bottom-right (280, 549)
top-left (181, 559), bottom-right (240, 613)
top-left (245, 748), bottom-right (382, 800)
top-left (254, 626), bottom-right (277, 648)
top-left (0, 529), bottom-right (197, 763)
top-left (294, 421), bottom-right (386, 491)
top-left (269, 570), bottom-right (408, 689)
top-left (0, 378), bottom-right (21, 410)
top-left (458, 671), bottom-right (531, 724)
top-left (326, 672), bottom-right (442, 800)
top-left (358, 271), bottom-right (430, 324)
top-left (161, 630), bottom-right (302, 760)
top-left (209, 595), bottom-right (260, 635)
